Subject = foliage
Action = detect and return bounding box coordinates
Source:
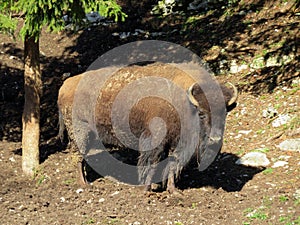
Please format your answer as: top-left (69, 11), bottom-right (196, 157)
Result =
top-left (0, 0), bottom-right (126, 39)
top-left (0, 0), bottom-right (17, 35)
top-left (0, 13), bottom-right (17, 35)
top-left (151, 0), bottom-right (177, 16)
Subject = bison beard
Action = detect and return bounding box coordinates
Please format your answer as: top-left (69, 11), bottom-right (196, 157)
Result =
top-left (57, 62), bottom-right (238, 193)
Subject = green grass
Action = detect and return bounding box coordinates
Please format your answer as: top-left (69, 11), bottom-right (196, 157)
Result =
top-left (279, 195), bottom-right (289, 203)
top-left (82, 218), bottom-right (95, 224)
top-left (279, 215), bottom-right (300, 225)
top-left (256, 129), bottom-right (265, 135)
top-left (249, 211), bottom-right (268, 220)
top-left (244, 207), bottom-right (268, 221)
top-left (175, 222), bottom-right (184, 225)
top-left (252, 147), bottom-right (270, 153)
top-left (190, 202), bottom-right (197, 209)
top-left (242, 222), bottom-right (251, 225)
top-left (33, 167), bottom-right (47, 185)
top-left (262, 196), bottom-right (273, 208)
top-left (64, 178), bottom-right (76, 185)
top-left (262, 168), bottom-right (273, 175)
top-left (235, 148), bottom-right (246, 156)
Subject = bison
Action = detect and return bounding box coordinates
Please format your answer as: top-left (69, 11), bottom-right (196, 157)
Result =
top-left (57, 62), bottom-right (238, 193)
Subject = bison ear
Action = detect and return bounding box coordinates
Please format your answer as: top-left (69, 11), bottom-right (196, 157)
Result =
top-left (187, 83), bottom-right (200, 108)
top-left (221, 82), bottom-right (238, 107)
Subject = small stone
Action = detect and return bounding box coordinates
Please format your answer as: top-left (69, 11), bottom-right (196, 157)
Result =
top-left (76, 188), bottom-right (84, 194)
top-left (119, 32), bottom-right (130, 39)
top-left (9, 55), bottom-right (17, 60)
top-left (239, 10), bottom-right (246, 15)
top-left (272, 114), bottom-right (291, 127)
top-left (99, 198), bottom-right (105, 203)
top-left (9, 157), bottom-right (15, 162)
top-left (60, 197), bottom-right (65, 202)
top-left (62, 73), bottom-right (71, 80)
top-left (272, 161), bottom-right (288, 168)
top-left (292, 78), bottom-right (300, 85)
top-left (293, 189), bottom-right (300, 200)
top-left (238, 130), bottom-right (252, 135)
top-left (277, 138), bottom-right (300, 152)
top-left (262, 107), bottom-right (278, 118)
top-left (110, 191), bottom-right (119, 196)
top-left (236, 152), bottom-right (270, 167)
top-left (250, 57), bottom-right (265, 69)
top-left (230, 61), bottom-right (248, 74)
top-left (278, 155), bottom-right (291, 161)
top-left (133, 222), bottom-right (141, 225)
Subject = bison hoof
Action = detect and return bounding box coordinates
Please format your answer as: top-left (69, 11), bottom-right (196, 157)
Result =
top-left (167, 186), bottom-right (183, 196)
top-left (143, 185), bottom-right (152, 192)
top-left (78, 175), bottom-right (89, 186)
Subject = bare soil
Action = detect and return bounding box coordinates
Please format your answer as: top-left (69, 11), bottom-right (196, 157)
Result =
top-left (0, 0), bottom-right (299, 224)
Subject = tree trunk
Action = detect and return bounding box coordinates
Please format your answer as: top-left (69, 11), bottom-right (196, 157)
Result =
top-left (22, 35), bottom-right (41, 176)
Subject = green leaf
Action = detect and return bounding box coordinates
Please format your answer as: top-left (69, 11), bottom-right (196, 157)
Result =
top-left (1, 0), bottom-right (126, 40)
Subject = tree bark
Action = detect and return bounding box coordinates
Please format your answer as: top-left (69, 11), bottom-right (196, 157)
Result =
top-left (22, 35), bottom-right (41, 176)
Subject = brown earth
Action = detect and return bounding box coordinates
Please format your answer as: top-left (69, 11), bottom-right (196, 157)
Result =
top-left (0, 0), bottom-right (299, 224)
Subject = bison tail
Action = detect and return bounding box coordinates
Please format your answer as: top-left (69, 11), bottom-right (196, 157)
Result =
top-left (137, 131), bottom-right (165, 185)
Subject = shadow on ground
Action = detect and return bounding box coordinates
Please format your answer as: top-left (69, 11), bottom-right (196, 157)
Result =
top-left (83, 152), bottom-right (262, 193)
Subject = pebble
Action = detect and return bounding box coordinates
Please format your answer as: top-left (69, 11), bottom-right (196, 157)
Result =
top-left (76, 188), bottom-right (84, 194)
top-left (9, 55), bottom-right (17, 60)
top-left (236, 152), bottom-right (270, 167)
top-left (262, 107), bottom-right (278, 118)
top-left (278, 155), bottom-right (291, 160)
top-left (110, 191), bottom-right (119, 196)
top-left (230, 62), bottom-right (248, 74)
top-left (293, 189), bottom-right (300, 200)
top-left (9, 157), bottom-right (15, 162)
top-left (272, 161), bottom-right (288, 168)
top-left (132, 222), bottom-right (141, 225)
top-left (238, 130), bottom-right (252, 135)
top-left (272, 114), bottom-right (291, 127)
top-left (277, 138), bottom-right (300, 152)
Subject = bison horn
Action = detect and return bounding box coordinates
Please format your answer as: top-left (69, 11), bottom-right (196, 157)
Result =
top-left (187, 83), bottom-right (200, 108)
top-left (226, 82), bottom-right (238, 107)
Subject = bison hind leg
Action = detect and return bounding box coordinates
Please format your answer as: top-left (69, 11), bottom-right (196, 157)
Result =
top-left (138, 132), bottom-right (165, 191)
top-left (162, 157), bottom-right (176, 193)
top-left (162, 156), bottom-right (183, 194)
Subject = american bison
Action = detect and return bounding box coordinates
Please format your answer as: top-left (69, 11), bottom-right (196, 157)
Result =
top-left (57, 62), bottom-right (238, 192)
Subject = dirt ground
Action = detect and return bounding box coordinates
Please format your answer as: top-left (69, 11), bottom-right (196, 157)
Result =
top-left (0, 0), bottom-right (299, 224)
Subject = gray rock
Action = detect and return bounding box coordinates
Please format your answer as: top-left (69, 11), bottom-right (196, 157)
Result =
top-left (272, 161), bottom-right (288, 168)
top-left (250, 57), bottom-right (265, 69)
top-left (262, 106), bottom-right (278, 118)
top-left (230, 61), bottom-right (248, 74)
top-left (294, 189), bottom-right (300, 200)
top-left (236, 152), bottom-right (270, 167)
top-left (272, 114), bottom-right (291, 127)
top-left (277, 138), bottom-right (300, 152)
